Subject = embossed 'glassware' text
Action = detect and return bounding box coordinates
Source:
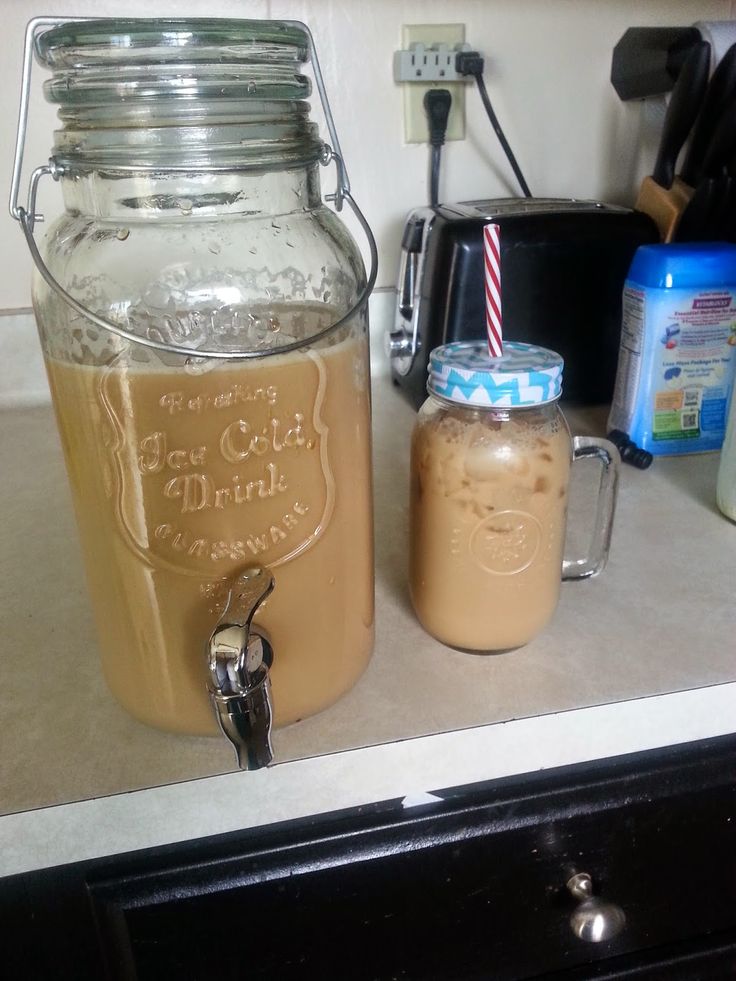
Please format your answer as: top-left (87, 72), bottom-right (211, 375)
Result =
top-left (30, 19), bottom-right (375, 735)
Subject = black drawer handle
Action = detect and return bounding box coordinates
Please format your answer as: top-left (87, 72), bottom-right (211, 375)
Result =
top-left (567, 872), bottom-right (626, 943)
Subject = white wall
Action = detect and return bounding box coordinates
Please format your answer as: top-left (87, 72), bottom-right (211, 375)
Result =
top-left (2, 0), bottom-right (734, 310)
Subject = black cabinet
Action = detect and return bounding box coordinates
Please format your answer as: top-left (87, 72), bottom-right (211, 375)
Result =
top-left (3, 735), bottom-right (736, 980)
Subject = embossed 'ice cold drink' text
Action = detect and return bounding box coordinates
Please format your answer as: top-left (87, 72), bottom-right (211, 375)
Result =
top-left (45, 329), bottom-right (374, 734)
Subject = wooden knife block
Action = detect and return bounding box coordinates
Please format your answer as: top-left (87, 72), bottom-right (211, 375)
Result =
top-left (635, 176), bottom-right (694, 242)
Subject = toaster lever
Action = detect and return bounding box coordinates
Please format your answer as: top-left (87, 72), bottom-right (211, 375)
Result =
top-left (402, 216), bottom-right (425, 252)
top-left (389, 213), bottom-right (428, 373)
top-left (398, 216), bottom-right (425, 319)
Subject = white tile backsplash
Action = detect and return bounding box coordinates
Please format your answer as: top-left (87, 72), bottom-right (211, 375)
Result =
top-left (2, 0), bottom-right (734, 311)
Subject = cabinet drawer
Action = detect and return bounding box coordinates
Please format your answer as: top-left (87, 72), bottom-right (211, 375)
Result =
top-left (89, 736), bottom-right (736, 980)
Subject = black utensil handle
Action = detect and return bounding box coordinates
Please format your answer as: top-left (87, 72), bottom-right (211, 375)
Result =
top-left (652, 40), bottom-right (711, 189)
top-left (675, 177), bottom-right (717, 242)
top-left (700, 101), bottom-right (736, 179)
top-left (681, 42), bottom-right (736, 186)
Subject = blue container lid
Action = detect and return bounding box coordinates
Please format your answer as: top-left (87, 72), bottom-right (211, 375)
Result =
top-left (627, 242), bottom-right (736, 290)
top-left (428, 340), bottom-right (563, 407)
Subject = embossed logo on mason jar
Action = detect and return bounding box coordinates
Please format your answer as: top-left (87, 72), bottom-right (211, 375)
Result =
top-left (100, 349), bottom-right (334, 576)
top-left (469, 509), bottom-right (542, 575)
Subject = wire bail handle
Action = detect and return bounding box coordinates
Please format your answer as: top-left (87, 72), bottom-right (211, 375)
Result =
top-left (9, 16), bottom-right (67, 228)
top-left (9, 16), bottom-right (376, 360)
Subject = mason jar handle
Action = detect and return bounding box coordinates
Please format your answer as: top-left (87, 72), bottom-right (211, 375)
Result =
top-left (562, 437), bottom-right (620, 581)
top-left (9, 17), bottom-right (378, 361)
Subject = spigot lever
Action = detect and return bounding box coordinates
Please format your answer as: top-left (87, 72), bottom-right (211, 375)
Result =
top-left (207, 565), bottom-right (275, 771)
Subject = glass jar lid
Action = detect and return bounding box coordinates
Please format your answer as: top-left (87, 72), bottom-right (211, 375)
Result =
top-left (35, 18), bottom-right (310, 105)
top-left (428, 340), bottom-right (564, 407)
top-left (33, 18), bottom-right (321, 172)
top-left (35, 18), bottom-right (309, 69)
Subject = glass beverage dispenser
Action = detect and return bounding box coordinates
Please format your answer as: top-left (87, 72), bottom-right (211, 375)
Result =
top-left (11, 18), bottom-right (377, 768)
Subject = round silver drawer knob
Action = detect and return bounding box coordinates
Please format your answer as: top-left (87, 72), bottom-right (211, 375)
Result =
top-left (567, 872), bottom-right (626, 943)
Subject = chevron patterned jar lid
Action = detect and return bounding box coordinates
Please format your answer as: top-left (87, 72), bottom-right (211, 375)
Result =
top-left (428, 340), bottom-right (563, 407)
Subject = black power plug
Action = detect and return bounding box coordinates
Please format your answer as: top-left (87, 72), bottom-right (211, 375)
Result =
top-left (423, 89), bottom-right (452, 206)
top-left (423, 88), bottom-right (452, 146)
top-left (455, 50), bottom-right (485, 78)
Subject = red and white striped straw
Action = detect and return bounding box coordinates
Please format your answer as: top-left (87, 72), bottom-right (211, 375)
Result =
top-left (483, 223), bottom-right (503, 359)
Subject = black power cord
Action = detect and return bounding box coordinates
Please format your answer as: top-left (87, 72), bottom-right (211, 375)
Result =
top-left (423, 88), bottom-right (452, 206)
top-left (456, 50), bottom-right (532, 198)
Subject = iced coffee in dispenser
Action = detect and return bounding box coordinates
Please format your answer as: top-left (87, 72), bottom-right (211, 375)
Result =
top-left (13, 18), bottom-right (377, 766)
top-left (410, 341), bottom-right (619, 651)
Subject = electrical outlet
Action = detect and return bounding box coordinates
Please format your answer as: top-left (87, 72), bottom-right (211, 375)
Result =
top-left (394, 42), bottom-right (471, 82)
top-left (399, 24), bottom-right (466, 144)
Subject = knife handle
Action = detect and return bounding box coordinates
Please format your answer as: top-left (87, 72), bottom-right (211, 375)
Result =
top-left (652, 40), bottom-right (711, 189)
top-left (681, 42), bottom-right (736, 186)
top-left (700, 101), bottom-right (736, 179)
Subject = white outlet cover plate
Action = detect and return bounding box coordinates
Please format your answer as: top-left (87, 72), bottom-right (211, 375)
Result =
top-left (400, 23), bottom-right (466, 144)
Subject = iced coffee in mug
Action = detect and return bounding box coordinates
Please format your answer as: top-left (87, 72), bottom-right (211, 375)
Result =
top-left (409, 341), bottom-right (619, 650)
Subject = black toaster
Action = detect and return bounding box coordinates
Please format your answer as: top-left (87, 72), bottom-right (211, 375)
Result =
top-left (388, 198), bottom-right (659, 408)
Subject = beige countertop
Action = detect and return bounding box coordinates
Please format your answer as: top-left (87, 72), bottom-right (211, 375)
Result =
top-left (1, 299), bottom-right (735, 874)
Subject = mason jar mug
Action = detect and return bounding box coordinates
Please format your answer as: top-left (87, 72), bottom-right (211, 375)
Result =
top-left (409, 341), bottom-right (619, 651)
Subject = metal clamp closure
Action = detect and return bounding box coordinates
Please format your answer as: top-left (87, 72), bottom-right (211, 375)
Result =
top-left (293, 19), bottom-right (351, 209)
top-left (319, 143), bottom-right (349, 212)
top-left (10, 17), bottom-right (350, 222)
top-left (10, 16), bottom-right (77, 226)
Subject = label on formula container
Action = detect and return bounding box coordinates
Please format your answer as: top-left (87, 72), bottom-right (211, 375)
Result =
top-left (609, 282), bottom-right (736, 454)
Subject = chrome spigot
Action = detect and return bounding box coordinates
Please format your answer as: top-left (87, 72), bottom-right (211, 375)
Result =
top-left (207, 565), bottom-right (275, 771)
